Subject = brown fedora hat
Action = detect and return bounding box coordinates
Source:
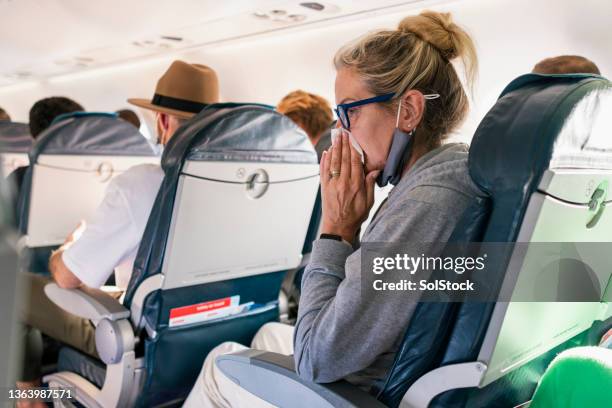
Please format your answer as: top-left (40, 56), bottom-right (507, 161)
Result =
top-left (128, 60), bottom-right (219, 118)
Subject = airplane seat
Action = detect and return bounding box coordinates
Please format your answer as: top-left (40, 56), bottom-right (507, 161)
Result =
top-left (0, 121), bottom-right (33, 177)
top-left (42, 103), bottom-right (319, 407)
top-left (428, 73), bottom-right (612, 408)
top-left (0, 165), bottom-right (22, 395)
top-left (370, 196), bottom-right (493, 408)
top-left (15, 112), bottom-right (159, 272)
top-left (213, 73), bottom-right (612, 408)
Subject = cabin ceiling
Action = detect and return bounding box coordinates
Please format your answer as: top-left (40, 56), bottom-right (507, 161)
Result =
top-left (0, 0), bottom-right (439, 87)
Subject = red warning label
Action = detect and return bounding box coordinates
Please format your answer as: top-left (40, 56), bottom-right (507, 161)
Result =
top-left (169, 295), bottom-right (240, 327)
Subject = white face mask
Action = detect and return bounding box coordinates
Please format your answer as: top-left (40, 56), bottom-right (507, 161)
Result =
top-left (151, 143), bottom-right (164, 156)
top-left (330, 127), bottom-right (365, 163)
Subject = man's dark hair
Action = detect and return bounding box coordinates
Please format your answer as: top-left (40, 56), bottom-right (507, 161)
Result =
top-left (116, 109), bottom-right (141, 129)
top-left (0, 107), bottom-right (10, 121)
top-left (533, 55), bottom-right (601, 75)
top-left (29, 97), bottom-right (84, 138)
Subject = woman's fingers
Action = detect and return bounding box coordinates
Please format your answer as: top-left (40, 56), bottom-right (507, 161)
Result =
top-left (349, 139), bottom-right (364, 187)
top-left (365, 170), bottom-right (380, 209)
top-left (340, 133), bottom-right (351, 181)
top-left (330, 135), bottom-right (342, 182)
top-left (319, 150), bottom-right (331, 188)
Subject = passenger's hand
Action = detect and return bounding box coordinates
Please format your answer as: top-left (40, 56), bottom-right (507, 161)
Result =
top-left (320, 132), bottom-right (379, 243)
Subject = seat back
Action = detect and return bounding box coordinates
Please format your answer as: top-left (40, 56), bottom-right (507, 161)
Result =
top-left (123, 103), bottom-right (319, 406)
top-left (0, 167), bottom-right (20, 391)
top-left (0, 121), bottom-right (32, 176)
top-left (375, 74), bottom-right (612, 408)
top-left (444, 74), bottom-right (612, 408)
top-left (162, 160), bottom-right (318, 290)
top-left (17, 112), bottom-right (159, 247)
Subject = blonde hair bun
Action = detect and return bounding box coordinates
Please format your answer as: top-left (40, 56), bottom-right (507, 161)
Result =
top-left (399, 11), bottom-right (465, 61)
top-left (334, 10), bottom-right (477, 145)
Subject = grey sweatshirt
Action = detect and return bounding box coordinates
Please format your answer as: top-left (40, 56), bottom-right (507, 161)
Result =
top-left (293, 143), bottom-right (486, 390)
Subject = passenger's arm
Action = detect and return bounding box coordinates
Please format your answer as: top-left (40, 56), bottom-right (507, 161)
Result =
top-left (49, 222), bottom-right (86, 289)
top-left (57, 178), bottom-right (138, 289)
top-left (294, 203), bottom-right (453, 383)
top-left (49, 249), bottom-right (82, 289)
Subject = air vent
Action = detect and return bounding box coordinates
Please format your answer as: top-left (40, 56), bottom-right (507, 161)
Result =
top-left (160, 36), bottom-right (183, 42)
top-left (252, 9), bottom-right (308, 23)
top-left (54, 57), bottom-right (95, 68)
top-left (5, 71), bottom-right (32, 79)
top-left (252, 2), bottom-right (339, 23)
top-left (132, 36), bottom-right (187, 50)
top-left (300, 2), bottom-right (325, 11)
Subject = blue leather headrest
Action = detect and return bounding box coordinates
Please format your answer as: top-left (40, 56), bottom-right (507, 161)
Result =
top-left (468, 73), bottom-right (611, 242)
top-left (160, 102), bottom-right (315, 171)
top-left (50, 111), bottom-right (117, 125)
top-left (0, 121), bottom-right (33, 153)
top-left (30, 112), bottom-right (155, 160)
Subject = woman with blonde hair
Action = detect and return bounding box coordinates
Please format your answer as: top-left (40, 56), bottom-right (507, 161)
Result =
top-left (184, 10), bottom-right (486, 407)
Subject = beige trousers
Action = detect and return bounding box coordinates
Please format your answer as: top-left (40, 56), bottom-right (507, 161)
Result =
top-left (183, 322), bottom-right (295, 408)
top-left (21, 272), bottom-right (98, 356)
top-left (19, 272), bottom-right (99, 380)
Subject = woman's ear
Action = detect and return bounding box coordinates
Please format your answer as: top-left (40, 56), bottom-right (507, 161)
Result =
top-left (398, 90), bottom-right (425, 132)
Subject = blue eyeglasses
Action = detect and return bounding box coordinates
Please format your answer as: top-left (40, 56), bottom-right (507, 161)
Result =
top-left (334, 93), bottom-right (395, 130)
top-left (334, 92), bottom-right (441, 130)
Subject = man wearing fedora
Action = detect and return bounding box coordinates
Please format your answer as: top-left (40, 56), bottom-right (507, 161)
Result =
top-left (16, 61), bottom-right (219, 404)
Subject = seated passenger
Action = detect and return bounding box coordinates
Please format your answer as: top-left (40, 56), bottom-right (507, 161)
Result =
top-left (7, 97), bottom-right (84, 200)
top-left (184, 10), bottom-right (484, 407)
top-left (0, 106), bottom-right (10, 121)
top-left (277, 90), bottom-right (334, 160)
top-left (16, 61), bottom-right (220, 403)
top-left (532, 55), bottom-right (601, 75)
top-left (116, 108), bottom-right (141, 129)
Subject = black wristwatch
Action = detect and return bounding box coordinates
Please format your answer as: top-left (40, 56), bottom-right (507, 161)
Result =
top-left (320, 233), bottom-right (342, 241)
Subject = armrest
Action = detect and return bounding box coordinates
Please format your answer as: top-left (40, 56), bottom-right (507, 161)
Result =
top-left (216, 350), bottom-right (387, 408)
top-left (44, 283), bottom-right (130, 323)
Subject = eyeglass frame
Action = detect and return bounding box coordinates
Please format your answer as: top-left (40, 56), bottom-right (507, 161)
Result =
top-left (334, 93), bottom-right (395, 130)
top-left (334, 92), bottom-right (440, 130)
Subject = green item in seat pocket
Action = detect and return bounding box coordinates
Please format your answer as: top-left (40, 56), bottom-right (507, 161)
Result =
top-left (530, 346), bottom-right (612, 408)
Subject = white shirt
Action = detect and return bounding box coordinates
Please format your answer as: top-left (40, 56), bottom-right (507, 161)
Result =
top-left (62, 164), bottom-right (164, 290)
